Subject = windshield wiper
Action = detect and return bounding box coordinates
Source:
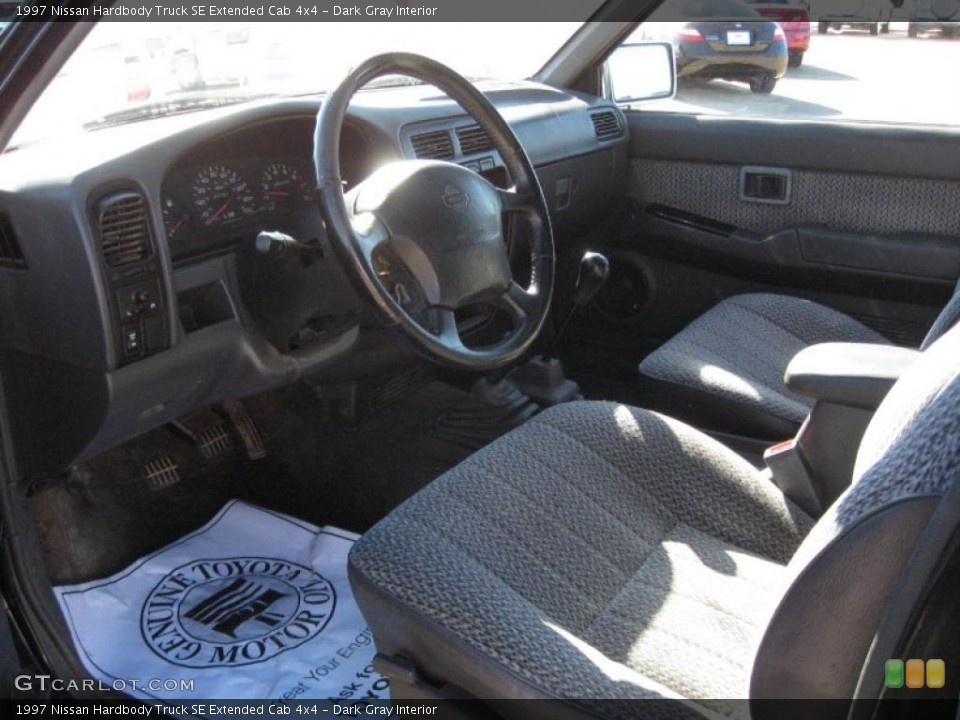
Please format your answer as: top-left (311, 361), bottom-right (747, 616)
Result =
top-left (83, 94), bottom-right (275, 130)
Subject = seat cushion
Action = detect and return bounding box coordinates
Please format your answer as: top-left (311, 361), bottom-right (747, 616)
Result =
top-left (349, 402), bottom-right (813, 717)
top-left (637, 294), bottom-right (890, 439)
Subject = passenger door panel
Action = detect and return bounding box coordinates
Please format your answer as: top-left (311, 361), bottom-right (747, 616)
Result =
top-left (575, 112), bottom-right (960, 373)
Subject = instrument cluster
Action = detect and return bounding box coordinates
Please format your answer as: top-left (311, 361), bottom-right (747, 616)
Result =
top-left (161, 157), bottom-right (317, 258)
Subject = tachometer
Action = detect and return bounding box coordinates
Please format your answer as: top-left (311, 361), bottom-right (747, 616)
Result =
top-left (260, 162), bottom-right (312, 210)
top-left (191, 164), bottom-right (258, 227)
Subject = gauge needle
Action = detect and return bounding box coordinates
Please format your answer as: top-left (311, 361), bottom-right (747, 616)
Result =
top-left (171, 219), bottom-right (185, 236)
top-left (207, 201), bottom-right (230, 224)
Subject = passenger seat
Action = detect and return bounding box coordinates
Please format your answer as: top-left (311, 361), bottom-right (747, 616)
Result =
top-left (637, 284), bottom-right (960, 440)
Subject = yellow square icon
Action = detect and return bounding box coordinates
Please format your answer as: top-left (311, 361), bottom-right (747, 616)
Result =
top-left (926, 659), bottom-right (945, 689)
top-left (906, 659), bottom-right (925, 688)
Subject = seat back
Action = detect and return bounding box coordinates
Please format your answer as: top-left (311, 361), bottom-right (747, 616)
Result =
top-left (751, 321), bottom-right (960, 703)
top-left (921, 277), bottom-right (960, 350)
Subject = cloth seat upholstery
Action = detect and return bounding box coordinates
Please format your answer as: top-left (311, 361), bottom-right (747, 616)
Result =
top-left (349, 324), bottom-right (960, 719)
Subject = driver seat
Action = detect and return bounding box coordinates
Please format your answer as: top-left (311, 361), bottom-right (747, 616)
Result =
top-left (348, 323), bottom-right (960, 717)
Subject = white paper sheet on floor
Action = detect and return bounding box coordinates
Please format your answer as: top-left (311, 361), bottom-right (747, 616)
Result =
top-left (55, 500), bottom-right (389, 702)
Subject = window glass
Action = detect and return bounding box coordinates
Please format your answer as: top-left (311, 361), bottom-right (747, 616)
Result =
top-left (10, 17), bottom-right (586, 148)
top-left (615, 0), bottom-right (960, 126)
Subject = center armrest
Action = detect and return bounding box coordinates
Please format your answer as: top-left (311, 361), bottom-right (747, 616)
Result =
top-left (785, 342), bottom-right (921, 410)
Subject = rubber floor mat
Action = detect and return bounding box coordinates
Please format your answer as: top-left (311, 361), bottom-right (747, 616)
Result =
top-left (55, 500), bottom-right (389, 702)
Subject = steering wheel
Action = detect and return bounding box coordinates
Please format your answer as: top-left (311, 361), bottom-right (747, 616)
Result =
top-left (314, 53), bottom-right (555, 371)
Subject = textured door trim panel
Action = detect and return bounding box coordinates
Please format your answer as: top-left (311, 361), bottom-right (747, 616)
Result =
top-left (628, 113), bottom-right (960, 181)
top-left (633, 159), bottom-right (960, 238)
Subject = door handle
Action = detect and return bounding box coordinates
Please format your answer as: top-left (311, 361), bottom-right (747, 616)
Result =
top-left (740, 166), bottom-right (792, 205)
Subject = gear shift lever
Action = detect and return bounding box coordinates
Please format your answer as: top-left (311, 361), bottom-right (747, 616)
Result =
top-left (505, 251), bottom-right (610, 407)
top-left (548, 251), bottom-right (610, 358)
top-left (570, 252), bottom-right (611, 308)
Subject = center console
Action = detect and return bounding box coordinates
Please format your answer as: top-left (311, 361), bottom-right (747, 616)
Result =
top-left (765, 342), bottom-right (921, 516)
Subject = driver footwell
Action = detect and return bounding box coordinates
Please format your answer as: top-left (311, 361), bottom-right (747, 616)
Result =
top-left (28, 377), bottom-right (484, 586)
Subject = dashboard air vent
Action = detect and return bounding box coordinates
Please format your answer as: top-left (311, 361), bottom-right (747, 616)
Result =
top-left (97, 191), bottom-right (151, 267)
top-left (591, 110), bottom-right (624, 140)
top-left (456, 124), bottom-right (493, 155)
top-left (410, 130), bottom-right (454, 160)
top-left (0, 212), bottom-right (26, 269)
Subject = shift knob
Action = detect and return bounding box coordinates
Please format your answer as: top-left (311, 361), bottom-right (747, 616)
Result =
top-left (571, 251), bottom-right (610, 307)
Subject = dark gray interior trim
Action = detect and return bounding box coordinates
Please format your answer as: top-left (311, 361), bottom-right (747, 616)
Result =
top-left (628, 113), bottom-right (960, 181)
top-left (785, 342), bottom-right (921, 410)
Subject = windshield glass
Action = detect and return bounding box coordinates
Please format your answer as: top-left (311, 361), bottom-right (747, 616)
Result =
top-left (11, 18), bottom-right (585, 147)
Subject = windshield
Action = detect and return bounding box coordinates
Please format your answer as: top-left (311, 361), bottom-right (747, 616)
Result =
top-left (11, 19), bottom-right (585, 148)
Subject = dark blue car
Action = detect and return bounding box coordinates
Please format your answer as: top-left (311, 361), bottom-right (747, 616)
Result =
top-left (648, 0), bottom-right (790, 93)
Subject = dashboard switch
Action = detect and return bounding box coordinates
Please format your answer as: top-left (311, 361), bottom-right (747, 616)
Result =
top-left (117, 281), bottom-right (161, 319)
top-left (123, 325), bottom-right (142, 356)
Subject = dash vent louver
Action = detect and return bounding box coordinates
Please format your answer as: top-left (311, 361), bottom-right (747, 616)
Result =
top-left (0, 212), bottom-right (26, 268)
top-left (590, 110), bottom-right (624, 140)
top-left (456, 124), bottom-right (494, 155)
top-left (97, 191), bottom-right (151, 267)
top-left (410, 130), bottom-right (454, 160)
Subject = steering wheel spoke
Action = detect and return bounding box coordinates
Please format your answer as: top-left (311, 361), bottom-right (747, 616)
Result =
top-left (350, 211), bottom-right (390, 263)
top-left (497, 186), bottom-right (537, 217)
top-left (436, 308), bottom-right (467, 352)
top-left (495, 281), bottom-right (538, 323)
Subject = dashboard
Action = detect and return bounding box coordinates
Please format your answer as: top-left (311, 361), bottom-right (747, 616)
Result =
top-left (0, 81), bottom-right (629, 476)
top-left (162, 157), bottom-right (315, 254)
top-left (160, 120), bottom-right (371, 261)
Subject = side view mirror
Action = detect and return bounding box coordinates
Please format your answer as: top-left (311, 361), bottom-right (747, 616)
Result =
top-left (606, 42), bottom-right (676, 104)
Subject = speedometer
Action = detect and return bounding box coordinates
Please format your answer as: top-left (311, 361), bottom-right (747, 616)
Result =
top-left (191, 165), bottom-right (258, 227)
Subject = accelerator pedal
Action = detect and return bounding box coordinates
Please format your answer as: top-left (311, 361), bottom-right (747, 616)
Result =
top-left (221, 399), bottom-right (266, 461)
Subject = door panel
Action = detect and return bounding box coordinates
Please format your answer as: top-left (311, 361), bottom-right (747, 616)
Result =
top-left (571, 112), bottom-right (960, 377)
top-left (629, 114), bottom-right (960, 180)
top-left (635, 157), bottom-right (960, 239)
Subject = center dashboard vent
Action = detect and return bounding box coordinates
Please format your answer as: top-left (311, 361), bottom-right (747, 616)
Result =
top-left (410, 130), bottom-right (454, 160)
top-left (590, 110), bottom-right (624, 140)
top-left (97, 191), bottom-right (151, 267)
top-left (456, 124), bottom-right (493, 155)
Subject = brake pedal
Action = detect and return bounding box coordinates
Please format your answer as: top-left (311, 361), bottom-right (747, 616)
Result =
top-left (196, 423), bottom-right (232, 461)
top-left (144, 457), bottom-right (181, 491)
top-left (221, 400), bottom-right (266, 460)
top-left (169, 412), bottom-right (234, 462)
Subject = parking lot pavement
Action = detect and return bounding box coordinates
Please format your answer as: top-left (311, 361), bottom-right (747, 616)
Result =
top-left (646, 30), bottom-right (960, 127)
